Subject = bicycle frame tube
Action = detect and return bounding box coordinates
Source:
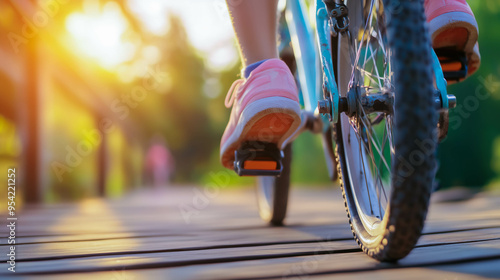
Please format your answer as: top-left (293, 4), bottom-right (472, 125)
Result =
top-left (284, 0), bottom-right (320, 113)
top-left (283, 0), bottom-right (340, 125)
top-left (431, 49), bottom-right (449, 109)
top-left (315, 0), bottom-right (340, 123)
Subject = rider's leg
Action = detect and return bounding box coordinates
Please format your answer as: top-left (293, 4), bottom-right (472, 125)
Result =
top-left (226, 0), bottom-right (279, 68)
top-left (424, 0), bottom-right (480, 79)
top-left (220, 0), bottom-right (301, 169)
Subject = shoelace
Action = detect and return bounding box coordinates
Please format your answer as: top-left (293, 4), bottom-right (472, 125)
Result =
top-left (224, 78), bottom-right (245, 108)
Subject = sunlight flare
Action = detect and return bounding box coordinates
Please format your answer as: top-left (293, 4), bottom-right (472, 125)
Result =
top-left (65, 1), bottom-right (136, 69)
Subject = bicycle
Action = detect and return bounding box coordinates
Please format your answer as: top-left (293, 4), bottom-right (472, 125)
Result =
top-left (233, 0), bottom-right (462, 261)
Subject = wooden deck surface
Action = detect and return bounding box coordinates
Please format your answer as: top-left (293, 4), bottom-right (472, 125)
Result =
top-left (1, 186), bottom-right (500, 279)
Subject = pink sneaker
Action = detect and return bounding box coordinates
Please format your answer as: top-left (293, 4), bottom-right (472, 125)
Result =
top-left (425, 0), bottom-right (480, 78)
top-left (220, 59), bottom-right (301, 169)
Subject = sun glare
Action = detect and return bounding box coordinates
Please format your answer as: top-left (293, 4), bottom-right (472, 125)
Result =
top-left (65, 1), bottom-right (136, 69)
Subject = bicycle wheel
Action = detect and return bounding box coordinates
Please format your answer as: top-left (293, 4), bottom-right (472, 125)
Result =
top-left (256, 144), bottom-right (292, 225)
top-left (335, 0), bottom-right (437, 261)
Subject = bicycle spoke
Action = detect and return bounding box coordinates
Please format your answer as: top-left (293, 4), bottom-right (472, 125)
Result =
top-left (356, 119), bottom-right (387, 217)
top-left (358, 68), bottom-right (381, 87)
top-left (376, 21), bottom-right (387, 57)
top-left (386, 115), bottom-right (395, 155)
top-left (359, 105), bottom-right (385, 156)
top-left (368, 44), bottom-right (384, 90)
top-left (357, 129), bottom-right (374, 214)
top-left (377, 124), bottom-right (389, 200)
top-left (349, 0), bottom-right (376, 89)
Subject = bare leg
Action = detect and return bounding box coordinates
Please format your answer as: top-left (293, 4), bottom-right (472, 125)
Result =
top-left (226, 0), bottom-right (279, 68)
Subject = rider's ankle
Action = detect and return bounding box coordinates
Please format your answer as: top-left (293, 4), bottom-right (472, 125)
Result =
top-left (243, 59), bottom-right (270, 78)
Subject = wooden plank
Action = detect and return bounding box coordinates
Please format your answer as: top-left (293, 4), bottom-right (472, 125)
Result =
top-left (145, 239), bottom-right (500, 280)
top-left (24, 258), bottom-right (500, 280)
top-left (0, 224), bottom-right (353, 261)
top-left (328, 259), bottom-right (500, 280)
top-left (2, 227), bottom-right (499, 274)
top-left (0, 188), bottom-right (348, 237)
top-left (2, 222), bottom-right (352, 245)
top-left (0, 189), bottom-right (347, 238)
top-left (1, 188), bottom-right (499, 243)
top-left (3, 217), bottom-right (498, 248)
top-left (2, 188), bottom-right (499, 236)
top-left (1, 236), bottom-right (498, 278)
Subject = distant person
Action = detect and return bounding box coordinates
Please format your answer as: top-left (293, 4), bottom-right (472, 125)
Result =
top-left (145, 136), bottom-right (174, 188)
top-left (219, 0), bottom-right (480, 170)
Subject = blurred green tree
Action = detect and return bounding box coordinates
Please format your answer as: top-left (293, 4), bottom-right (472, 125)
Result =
top-left (137, 15), bottom-right (218, 181)
top-left (436, 0), bottom-right (500, 189)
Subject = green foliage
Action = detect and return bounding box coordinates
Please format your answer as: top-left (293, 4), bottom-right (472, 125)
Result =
top-left (122, 15), bottom-right (219, 182)
top-left (436, 1), bottom-right (500, 188)
top-left (291, 132), bottom-right (330, 184)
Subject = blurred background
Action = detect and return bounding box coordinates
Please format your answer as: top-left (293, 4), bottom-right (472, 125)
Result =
top-left (0, 0), bottom-right (498, 207)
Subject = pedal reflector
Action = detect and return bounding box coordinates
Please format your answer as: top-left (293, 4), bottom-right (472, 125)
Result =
top-left (441, 61), bottom-right (462, 72)
top-left (243, 160), bottom-right (278, 170)
top-left (234, 141), bottom-right (283, 176)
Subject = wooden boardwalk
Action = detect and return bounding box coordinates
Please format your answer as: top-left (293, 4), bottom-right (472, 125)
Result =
top-left (1, 186), bottom-right (500, 279)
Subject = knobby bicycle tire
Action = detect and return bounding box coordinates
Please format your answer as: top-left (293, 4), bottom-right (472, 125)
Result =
top-left (256, 144), bottom-right (292, 225)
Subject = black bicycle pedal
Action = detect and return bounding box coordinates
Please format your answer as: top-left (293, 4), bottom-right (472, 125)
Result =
top-left (435, 48), bottom-right (468, 82)
top-left (234, 141), bottom-right (283, 176)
